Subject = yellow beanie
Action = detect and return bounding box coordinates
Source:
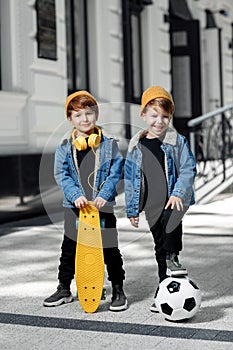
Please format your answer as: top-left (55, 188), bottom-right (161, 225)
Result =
top-left (140, 86), bottom-right (174, 115)
top-left (65, 90), bottom-right (98, 119)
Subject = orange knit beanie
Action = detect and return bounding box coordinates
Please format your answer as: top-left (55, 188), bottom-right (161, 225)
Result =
top-left (65, 91), bottom-right (98, 119)
top-left (140, 86), bottom-right (174, 115)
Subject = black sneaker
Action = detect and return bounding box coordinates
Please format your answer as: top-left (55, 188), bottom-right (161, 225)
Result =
top-left (109, 284), bottom-right (128, 311)
top-left (166, 253), bottom-right (188, 276)
top-left (43, 283), bottom-right (73, 307)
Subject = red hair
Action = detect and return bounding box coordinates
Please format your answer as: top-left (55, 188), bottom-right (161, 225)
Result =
top-left (144, 97), bottom-right (174, 116)
top-left (67, 94), bottom-right (99, 117)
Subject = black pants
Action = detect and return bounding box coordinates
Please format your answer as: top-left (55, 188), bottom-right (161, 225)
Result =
top-left (58, 207), bottom-right (125, 286)
top-left (145, 207), bottom-right (188, 282)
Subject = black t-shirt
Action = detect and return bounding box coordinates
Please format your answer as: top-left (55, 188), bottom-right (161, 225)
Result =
top-left (76, 138), bottom-right (95, 201)
top-left (140, 136), bottom-right (167, 211)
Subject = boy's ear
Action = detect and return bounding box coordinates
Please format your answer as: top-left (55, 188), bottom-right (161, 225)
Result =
top-left (67, 117), bottom-right (73, 126)
top-left (141, 113), bottom-right (146, 121)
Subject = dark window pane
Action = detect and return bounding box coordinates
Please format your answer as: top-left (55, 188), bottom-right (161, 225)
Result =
top-left (36, 0), bottom-right (57, 60)
top-left (131, 13), bottom-right (142, 99)
top-left (66, 0), bottom-right (88, 93)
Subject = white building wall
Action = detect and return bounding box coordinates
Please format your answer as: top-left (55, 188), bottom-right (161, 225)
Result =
top-left (87, 0), bottom-right (127, 145)
top-left (0, 0), bottom-right (67, 155)
top-left (132, 0), bottom-right (171, 133)
top-left (0, 0), bottom-right (233, 156)
top-left (88, 0), bottom-right (124, 103)
top-left (28, 0), bottom-right (67, 153)
top-left (0, 0), bottom-right (179, 155)
top-left (218, 5), bottom-right (233, 105)
top-left (207, 0), bottom-right (233, 107)
top-left (142, 0), bottom-right (171, 91)
top-left (188, 0), bottom-right (233, 112)
top-left (0, 0), bottom-right (29, 154)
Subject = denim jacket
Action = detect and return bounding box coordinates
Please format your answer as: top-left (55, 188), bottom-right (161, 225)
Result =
top-left (124, 127), bottom-right (196, 217)
top-left (54, 128), bottom-right (123, 208)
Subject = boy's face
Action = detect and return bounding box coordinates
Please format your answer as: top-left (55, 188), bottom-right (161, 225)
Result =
top-left (68, 107), bottom-right (98, 136)
top-left (142, 105), bottom-right (171, 138)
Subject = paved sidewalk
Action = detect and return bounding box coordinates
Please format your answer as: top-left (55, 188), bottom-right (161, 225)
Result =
top-left (0, 195), bottom-right (232, 349)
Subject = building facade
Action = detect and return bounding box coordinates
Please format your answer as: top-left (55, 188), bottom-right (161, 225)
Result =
top-left (0, 0), bottom-right (233, 196)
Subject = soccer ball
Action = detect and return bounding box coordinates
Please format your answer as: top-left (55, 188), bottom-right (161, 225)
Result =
top-left (155, 276), bottom-right (201, 321)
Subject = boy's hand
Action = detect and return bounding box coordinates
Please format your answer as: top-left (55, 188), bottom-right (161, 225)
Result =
top-left (94, 197), bottom-right (107, 210)
top-left (129, 216), bottom-right (139, 228)
top-left (165, 196), bottom-right (183, 211)
top-left (74, 196), bottom-right (88, 209)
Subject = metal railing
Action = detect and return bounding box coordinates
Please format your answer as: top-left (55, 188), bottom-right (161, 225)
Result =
top-left (188, 103), bottom-right (233, 203)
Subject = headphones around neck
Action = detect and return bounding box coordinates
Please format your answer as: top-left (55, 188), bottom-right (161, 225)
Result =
top-left (72, 127), bottom-right (102, 151)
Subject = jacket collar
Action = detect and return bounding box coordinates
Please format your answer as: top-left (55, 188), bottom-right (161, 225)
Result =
top-left (128, 126), bottom-right (177, 152)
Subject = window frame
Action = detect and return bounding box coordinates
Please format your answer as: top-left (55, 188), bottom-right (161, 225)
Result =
top-left (122, 0), bottom-right (144, 104)
top-left (65, 0), bottom-right (89, 94)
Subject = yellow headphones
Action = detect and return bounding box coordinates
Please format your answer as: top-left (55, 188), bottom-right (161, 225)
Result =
top-left (72, 127), bottom-right (102, 151)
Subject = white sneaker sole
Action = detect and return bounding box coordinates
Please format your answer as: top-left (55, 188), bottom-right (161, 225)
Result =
top-left (167, 268), bottom-right (188, 277)
top-left (109, 300), bottom-right (128, 311)
top-left (43, 295), bottom-right (73, 307)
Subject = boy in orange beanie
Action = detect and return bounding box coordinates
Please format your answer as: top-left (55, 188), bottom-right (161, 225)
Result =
top-left (124, 86), bottom-right (196, 312)
top-left (44, 91), bottom-right (127, 311)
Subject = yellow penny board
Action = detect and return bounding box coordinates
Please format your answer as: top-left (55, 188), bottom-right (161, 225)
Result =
top-left (75, 202), bottom-right (104, 313)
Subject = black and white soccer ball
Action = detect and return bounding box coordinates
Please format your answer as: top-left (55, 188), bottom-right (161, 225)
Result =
top-left (155, 276), bottom-right (201, 321)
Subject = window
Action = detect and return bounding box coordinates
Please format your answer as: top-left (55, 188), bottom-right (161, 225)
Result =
top-left (131, 12), bottom-right (143, 100)
top-left (122, 0), bottom-right (144, 104)
top-left (36, 0), bottom-right (57, 60)
top-left (65, 0), bottom-right (89, 94)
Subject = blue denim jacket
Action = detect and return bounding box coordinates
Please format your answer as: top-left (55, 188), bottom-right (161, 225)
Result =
top-left (54, 129), bottom-right (123, 208)
top-left (124, 127), bottom-right (196, 217)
